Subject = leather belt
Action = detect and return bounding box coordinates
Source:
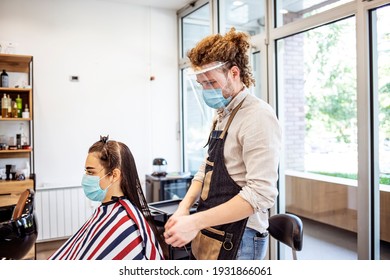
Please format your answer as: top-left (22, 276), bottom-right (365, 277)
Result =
top-left (256, 231), bottom-right (269, 238)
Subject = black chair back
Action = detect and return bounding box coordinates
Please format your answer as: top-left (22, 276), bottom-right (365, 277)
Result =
top-left (0, 189), bottom-right (37, 260)
top-left (268, 213), bottom-right (303, 260)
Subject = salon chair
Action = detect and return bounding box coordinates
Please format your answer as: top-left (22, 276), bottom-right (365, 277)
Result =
top-left (267, 213), bottom-right (303, 260)
top-left (0, 189), bottom-right (37, 259)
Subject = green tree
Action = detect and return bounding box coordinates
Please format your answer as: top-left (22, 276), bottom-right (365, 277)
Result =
top-left (304, 19), bottom-right (356, 143)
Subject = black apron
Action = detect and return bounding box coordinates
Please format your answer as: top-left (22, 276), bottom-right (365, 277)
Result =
top-left (195, 99), bottom-right (247, 260)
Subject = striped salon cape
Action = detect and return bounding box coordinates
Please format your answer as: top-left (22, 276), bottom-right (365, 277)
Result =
top-left (48, 199), bottom-right (164, 260)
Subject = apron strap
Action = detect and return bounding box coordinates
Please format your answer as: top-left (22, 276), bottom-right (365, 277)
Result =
top-left (203, 120), bottom-right (218, 148)
top-left (203, 97), bottom-right (246, 147)
top-left (219, 98), bottom-right (245, 140)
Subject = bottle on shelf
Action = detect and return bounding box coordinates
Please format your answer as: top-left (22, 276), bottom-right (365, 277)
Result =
top-left (12, 102), bottom-right (18, 118)
top-left (1, 69), bottom-right (9, 88)
top-left (1, 94), bottom-right (12, 118)
top-left (20, 123), bottom-right (28, 146)
top-left (1, 93), bottom-right (7, 118)
top-left (22, 103), bottom-right (30, 119)
top-left (7, 94), bottom-right (12, 117)
top-left (16, 94), bottom-right (22, 117)
top-left (16, 133), bottom-right (22, 149)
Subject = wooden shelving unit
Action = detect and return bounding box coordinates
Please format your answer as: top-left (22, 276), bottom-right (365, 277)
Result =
top-left (0, 53), bottom-right (35, 259)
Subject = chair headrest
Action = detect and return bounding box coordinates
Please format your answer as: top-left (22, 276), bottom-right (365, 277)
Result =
top-left (12, 189), bottom-right (33, 220)
top-left (267, 213), bottom-right (303, 251)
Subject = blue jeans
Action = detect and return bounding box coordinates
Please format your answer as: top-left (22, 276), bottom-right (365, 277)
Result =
top-left (236, 227), bottom-right (268, 260)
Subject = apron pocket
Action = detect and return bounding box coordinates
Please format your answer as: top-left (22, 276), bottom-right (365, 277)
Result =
top-left (201, 170), bottom-right (212, 201)
top-left (191, 227), bottom-right (225, 260)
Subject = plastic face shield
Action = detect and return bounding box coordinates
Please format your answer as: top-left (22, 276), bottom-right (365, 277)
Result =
top-left (187, 62), bottom-right (227, 92)
top-left (186, 62), bottom-right (233, 109)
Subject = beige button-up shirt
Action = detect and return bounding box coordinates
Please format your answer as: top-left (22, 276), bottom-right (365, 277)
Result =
top-left (193, 88), bottom-right (282, 233)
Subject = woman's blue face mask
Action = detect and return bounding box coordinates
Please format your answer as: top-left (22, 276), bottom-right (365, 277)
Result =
top-left (81, 172), bottom-right (112, 202)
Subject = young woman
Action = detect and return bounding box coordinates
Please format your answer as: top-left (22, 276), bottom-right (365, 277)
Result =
top-left (49, 136), bottom-right (166, 260)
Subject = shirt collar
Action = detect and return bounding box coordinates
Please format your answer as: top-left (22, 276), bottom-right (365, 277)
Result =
top-left (217, 87), bottom-right (248, 119)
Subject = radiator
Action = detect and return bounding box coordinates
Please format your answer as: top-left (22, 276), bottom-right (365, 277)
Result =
top-left (35, 186), bottom-right (96, 241)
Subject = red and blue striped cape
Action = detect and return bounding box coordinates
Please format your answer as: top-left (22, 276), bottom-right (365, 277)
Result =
top-left (48, 198), bottom-right (164, 260)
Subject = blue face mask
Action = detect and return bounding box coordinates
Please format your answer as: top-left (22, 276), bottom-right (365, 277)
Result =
top-left (202, 88), bottom-right (232, 109)
top-left (81, 173), bottom-right (112, 202)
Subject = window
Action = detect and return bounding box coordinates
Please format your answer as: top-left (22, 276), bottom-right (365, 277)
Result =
top-left (251, 51), bottom-right (263, 99)
top-left (280, 18), bottom-right (357, 176)
top-left (278, 17), bottom-right (358, 259)
top-left (181, 2), bottom-right (213, 173)
top-left (181, 3), bottom-right (211, 59)
top-left (275, 0), bottom-right (353, 27)
top-left (375, 6), bottom-right (390, 189)
top-left (371, 4), bottom-right (390, 259)
top-left (178, 0), bottom-right (390, 260)
top-left (219, 0), bottom-right (266, 35)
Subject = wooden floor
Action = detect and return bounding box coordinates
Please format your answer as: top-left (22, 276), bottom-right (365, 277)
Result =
top-left (36, 239), bottom-right (66, 260)
top-left (35, 218), bottom-right (390, 260)
top-left (288, 217), bottom-right (390, 260)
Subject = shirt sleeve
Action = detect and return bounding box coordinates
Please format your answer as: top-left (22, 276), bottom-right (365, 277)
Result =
top-left (193, 155), bottom-right (206, 183)
top-left (238, 105), bottom-right (282, 212)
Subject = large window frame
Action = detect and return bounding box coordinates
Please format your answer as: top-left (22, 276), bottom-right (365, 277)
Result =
top-left (270, 0), bottom-right (388, 260)
top-left (178, 0), bottom-right (389, 260)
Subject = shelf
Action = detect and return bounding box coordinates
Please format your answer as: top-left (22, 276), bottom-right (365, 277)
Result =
top-left (0, 179), bottom-right (34, 207)
top-left (0, 149), bottom-right (32, 159)
top-left (0, 149), bottom-right (32, 153)
top-left (0, 178), bottom-right (34, 188)
top-left (0, 87), bottom-right (31, 92)
top-left (0, 53), bottom-right (35, 259)
top-left (0, 87), bottom-right (33, 118)
top-left (0, 54), bottom-right (32, 73)
top-left (0, 117), bottom-right (31, 121)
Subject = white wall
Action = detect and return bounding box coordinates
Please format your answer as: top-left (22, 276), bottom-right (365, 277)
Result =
top-left (0, 0), bottom-right (181, 189)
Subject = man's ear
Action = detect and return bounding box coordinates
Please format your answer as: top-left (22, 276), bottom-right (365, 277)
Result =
top-left (230, 65), bottom-right (240, 79)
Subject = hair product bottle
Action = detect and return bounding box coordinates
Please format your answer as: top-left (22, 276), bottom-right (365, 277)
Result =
top-left (16, 94), bottom-right (22, 117)
top-left (7, 95), bottom-right (12, 117)
top-left (12, 102), bottom-right (18, 118)
top-left (1, 93), bottom-right (8, 117)
top-left (1, 70), bottom-right (9, 87)
top-left (22, 103), bottom-right (30, 118)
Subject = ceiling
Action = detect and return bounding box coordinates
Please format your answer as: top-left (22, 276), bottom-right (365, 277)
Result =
top-left (105, 0), bottom-right (195, 10)
top-left (102, 0), bottom-right (339, 13)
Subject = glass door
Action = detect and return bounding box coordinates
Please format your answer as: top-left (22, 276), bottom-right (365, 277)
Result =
top-left (180, 2), bottom-right (213, 174)
top-left (371, 4), bottom-right (390, 260)
top-left (277, 16), bottom-right (358, 259)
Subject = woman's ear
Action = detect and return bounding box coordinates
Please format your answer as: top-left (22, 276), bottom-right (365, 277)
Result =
top-left (112, 168), bottom-right (121, 181)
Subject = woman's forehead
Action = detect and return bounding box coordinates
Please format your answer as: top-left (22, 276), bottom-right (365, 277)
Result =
top-left (85, 153), bottom-right (101, 167)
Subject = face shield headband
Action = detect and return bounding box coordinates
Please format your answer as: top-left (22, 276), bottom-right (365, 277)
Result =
top-left (186, 62), bottom-right (233, 109)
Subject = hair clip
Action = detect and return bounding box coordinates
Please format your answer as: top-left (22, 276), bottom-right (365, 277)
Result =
top-left (100, 135), bottom-right (109, 143)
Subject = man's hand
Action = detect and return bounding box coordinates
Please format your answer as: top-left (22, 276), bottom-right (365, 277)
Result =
top-left (164, 214), bottom-right (199, 248)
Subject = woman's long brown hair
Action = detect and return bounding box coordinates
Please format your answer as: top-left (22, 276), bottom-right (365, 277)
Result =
top-left (88, 137), bottom-right (168, 258)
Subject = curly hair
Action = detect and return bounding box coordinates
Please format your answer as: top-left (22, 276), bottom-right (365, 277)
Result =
top-left (187, 27), bottom-right (255, 87)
